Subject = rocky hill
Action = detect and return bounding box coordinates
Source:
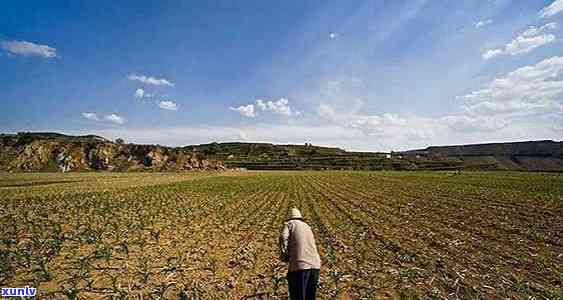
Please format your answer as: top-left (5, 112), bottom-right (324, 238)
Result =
top-left (1, 132), bottom-right (562, 172)
top-left (0, 132), bottom-right (225, 172)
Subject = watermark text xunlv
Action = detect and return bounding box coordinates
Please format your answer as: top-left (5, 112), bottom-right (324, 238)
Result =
top-left (1, 286), bottom-right (37, 297)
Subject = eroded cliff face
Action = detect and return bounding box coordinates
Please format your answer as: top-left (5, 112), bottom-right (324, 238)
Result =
top-left (0, 134), bottom-right (225, 172)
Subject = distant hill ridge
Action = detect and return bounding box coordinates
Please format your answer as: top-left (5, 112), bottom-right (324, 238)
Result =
top-left (405, 140), bottom-right (562, 157)
top-left (0, 132), bottom-right (562, 172)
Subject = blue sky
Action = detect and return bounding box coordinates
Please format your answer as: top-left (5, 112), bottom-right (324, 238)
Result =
top-left (1, 0), bottom-right (563, 151)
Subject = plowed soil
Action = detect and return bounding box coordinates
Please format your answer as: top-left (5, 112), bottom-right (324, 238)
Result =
top-left (1, 171), bottom-right (561, 299)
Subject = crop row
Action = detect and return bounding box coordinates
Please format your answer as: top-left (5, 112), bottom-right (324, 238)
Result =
top-left (1, 171), bottom-right (561, 299)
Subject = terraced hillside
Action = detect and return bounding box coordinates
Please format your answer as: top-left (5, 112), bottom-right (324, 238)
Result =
top-left (184, 142), bottom-right (396, 170)
top-left (187, 140), bottom-right (563, 171)
top-left (1, 171), bottom-right (561, 299)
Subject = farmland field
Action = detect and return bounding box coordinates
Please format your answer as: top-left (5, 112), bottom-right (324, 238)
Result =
top-left (1, 171), bottom-right (561, 299)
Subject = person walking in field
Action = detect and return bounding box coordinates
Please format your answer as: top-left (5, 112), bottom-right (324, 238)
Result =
top-left (279, 208), bottom-right (321, 300)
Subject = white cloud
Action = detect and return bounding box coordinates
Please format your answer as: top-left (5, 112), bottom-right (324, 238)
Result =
top-left (313, 78), bottom-right (426, 140)
top-left (305, 58), bottom-right (563, 149)
top-left (81, 112), bottom-right (100, 121)
top-left (482, 23), bottom-right (557, 59)
top-left (135, 88), bottom-right (145, 98)
top-left (127, 74), bottom-right (174, 86)
top-left (31, 114), bottom-right (563, 152)
top-left (320, 106), bottom-right (441, 143)
top-left (61, 124), bottom-right (373, 150)
top-left (540, 0), bottom-right (563, 18)
top-left (441, 115), bottom-right (508, 132)
top-left (482, 49), bottom-right (504, 60)
top-left (309, 78), bottom-right (443, 145)
top-left (461, 56), bottom-right (563, 117)
top-left (134, 88), bottom-right (153, 99)
top-left (64, 126), bottom-right (250, 147)
top-left (104, 114), bottom-right (125, 124)
top-left (350, 113), bottom-right (407, 136)
top-left (314, 105), bottom-right (559, 150)
top-left (329, 32), bottom-right (339, 39)
top-left (231, 98), bottom-right (295, 117)
top-left (82, 112), bottom-right (126, 124)
top-left (85, 60), bottom-right (563, 150)
top-left (474, 19), bottom-right (492, 29)
top-left (522, 23), bottom-right (558, 37)
top-left (158, 100), bottom-right (178, 111)
top-left (229, 104), bottom-right (256, 117)
top-left (317, 103), bottom-right (338, 121)
top-left (0, 40), bottom-right (57, 58)
top-left (505, 33), bottom-right (556, 54)
top-left (256, 98), bottom-right (293, 116)
top-left (255, 99), bottom-right (266, 110)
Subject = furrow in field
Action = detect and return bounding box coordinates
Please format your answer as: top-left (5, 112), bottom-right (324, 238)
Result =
top-left (308, 175), bottom-right (521, 273)
top-left (136, 177), bottom-right (284, 298)
top-left (326, 173), bottom-right (561, 261)
top-left (295, 175), bottom-right (393, 298)
top-left (361, 176), bottom-right (562, 277)
top-left (307, 173), bottom-right (561, 297)
top-left (4, 171), bottom-right (561, 299)
top-left (221, 185), bottom-right (288, 299)
top-left (289, 175), bottom-right (345, 297)
top-left (304, 175), bottom-right (490, 296)
top-left (362, 172), bottom-right (559, 221)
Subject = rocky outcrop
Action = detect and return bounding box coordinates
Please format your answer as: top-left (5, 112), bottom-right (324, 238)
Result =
top-left (13, 141), bottom-right (54, 171)
top-left (143, 149), bottom-right (169, 168)
top-left (87, 144), bottom-right (115, 170)
top-left (54, 150), bottom-right (78, 172)
top-left (0, 133), bottom-right (225, 172)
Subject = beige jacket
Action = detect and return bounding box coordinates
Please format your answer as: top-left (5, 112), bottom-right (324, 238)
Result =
top-left (279, 219), bottom-right (321, 272)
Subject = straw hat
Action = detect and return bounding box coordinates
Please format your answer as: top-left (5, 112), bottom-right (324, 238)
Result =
top-left (288, 207), bottom-right (303, 220)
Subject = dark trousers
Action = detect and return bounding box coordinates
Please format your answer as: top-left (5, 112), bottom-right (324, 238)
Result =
top-left (287, 269), bottom-right (320, 300)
